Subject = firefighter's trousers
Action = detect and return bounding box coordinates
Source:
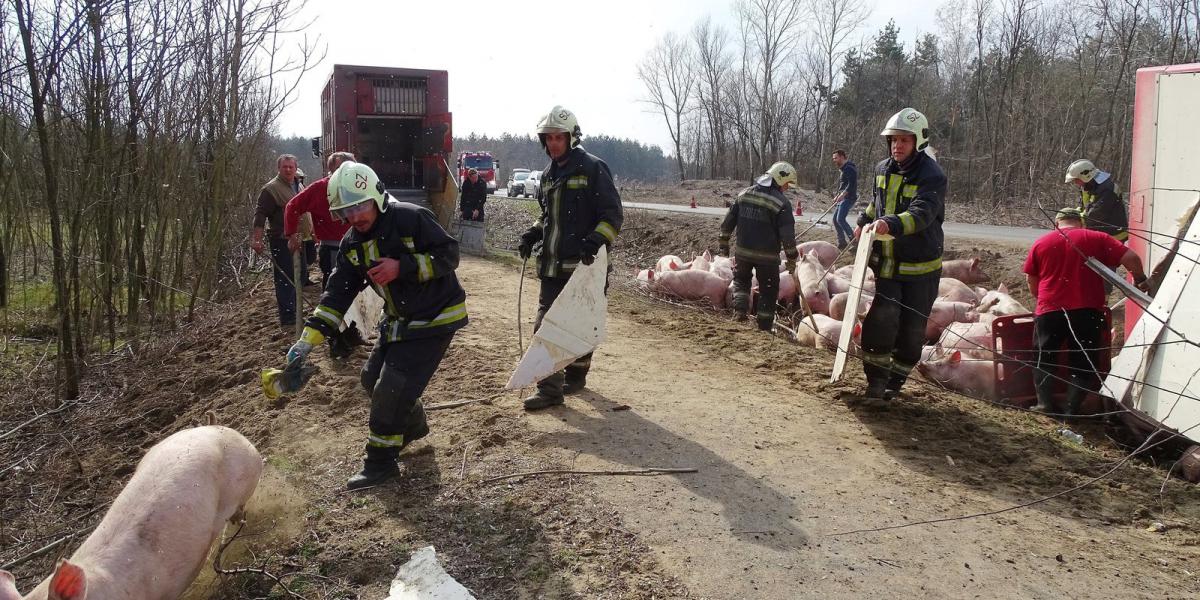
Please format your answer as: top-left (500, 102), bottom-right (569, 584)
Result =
top-left (359, 332), bottom-right (455, 465)
top-left (732, 260), bottom-right (780, 331)
top-left (860, 275), bottom-right (940, 390)
top-left (533, 275), bottom-right (607, 398)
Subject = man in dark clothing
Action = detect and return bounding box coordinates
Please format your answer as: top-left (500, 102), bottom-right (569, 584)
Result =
top-left (285, 161), bottom-right (468, 490)
top-left (1023, 207), bottom-right (1147, 416)
top-left (1065, 159), bottom-right (1129, 242)
top-left (831, 149), bottom-right (858, 249)
top-left (854, 108), bottom-right (947, 403)
top-left (460, 168), bottom-right (488, 221)
top-left (251, 154), bottom-right (307, 327)
top-left (517, 106), bottom-right (623, 411)
top-left (719, 161), bottom-right (800, 331)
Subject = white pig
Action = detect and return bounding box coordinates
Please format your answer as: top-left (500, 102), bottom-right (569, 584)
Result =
top-left (925, 300), bottom-right (978, 341)
top-left (778, 271), bottom-right (799, 304)
top-left (827, 274), bottom-right (851, 295)
top-left (709, 255), bottom-right (735, 282)
top-left (0, 426), bottom-right (263, 600)
top-left (938, 277), bottom-right (978, 305)
top-left (977, 283), bottom-right (1029, 316)
top-left (829, 291), bottom-right (873, 321)
top-left (690, 250), bottom-right (712, 272)
top-left (656, 254), bottom-right (685, 272)
top-left (795, 250), bottom-right (831, 315)
top-left (793, 313), bottom-right (859, 349)
top-left (650, 268), bottom-right (729, 308)
top-left (917, 350), bottom-right (996, 399)
top-left (797, 240), bottom-right (839, 268)
top-left (941, 257), bottom-right (990, 284)
top-left (938, 320), bottom-right (994, 358)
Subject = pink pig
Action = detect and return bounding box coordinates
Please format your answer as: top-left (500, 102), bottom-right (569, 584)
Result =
top-left (827, 275), bottom-right (851, 295)
top-left (924, 300), bottom-right (978, 341)
top-left (794, 313), bottom-right (859, 349)
top-left (709, 255), bottom-right (735, 283)
top-left (977, 283), bottom-right (1029, 316)
top-left (938, 321), bottom-right (994, 359)
top-left (941, 258), bottom-right (990, 284)
top-left (829, 291), bottom-right (873, 321)
top-left (690, 250), bottom-right (712, 272)
top-left (938, 277), bottom-right (978, 305)
top-left (917, 350), bottom-right (996, 399)
top-left (795, 251), bottom-right (831, 315)
top-left (650, 268), bottom-right (729, 308)
top-left (655, 254), bottom-right (685, 272)
top-left (778, 271), bottom-right (799, 304)
top-left (796, 240), bottom-right (839, 268)
top-left (0, 426), bottom-right (263, 600)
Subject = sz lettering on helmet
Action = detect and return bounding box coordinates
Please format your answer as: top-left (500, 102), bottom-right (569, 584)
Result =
top-left (354, 173), bottom-right (368, 189)
top-left (906, 113), bottom-right (919, 123)
top-left (557, 110), bottom-right (569, 120)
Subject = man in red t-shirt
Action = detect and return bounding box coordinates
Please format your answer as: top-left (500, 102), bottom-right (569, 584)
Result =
top-left (285, 152), bottom-right (355, 289)
top-left (1022, 207), bottom-right (1148, 416)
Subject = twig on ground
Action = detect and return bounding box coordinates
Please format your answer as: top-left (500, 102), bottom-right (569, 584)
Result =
top-left (0, 532), bottom-right (79, 570)
top-left (213, 520), bottom-right (306, 600)
top-left (426, 391), bottom-right (505, 411)
top-left (459, 444), bottom-right (470, 480)
top-left (869, 556), bottom-right (901, 568)
top-left (481, 467), bottom-right (698, 485)
top-left (0, 399), bottom-right (76, 442)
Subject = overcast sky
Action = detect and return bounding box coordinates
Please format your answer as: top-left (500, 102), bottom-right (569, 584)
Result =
top-left (276, 0), bottom-right (941, 151)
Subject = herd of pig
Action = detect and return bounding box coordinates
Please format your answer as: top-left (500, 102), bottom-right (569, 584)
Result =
top-left (636, 241), bottom-right (1031, 400)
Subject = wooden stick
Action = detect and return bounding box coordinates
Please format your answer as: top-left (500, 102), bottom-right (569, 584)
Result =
top-left (425, 391), bottom-right (505, 411)
top-left (1, 532), bottom-right (78, 570)
top-left (0, 399), bottom-right (74, 442)
top-left (481, 467), bottom-right (697, 485)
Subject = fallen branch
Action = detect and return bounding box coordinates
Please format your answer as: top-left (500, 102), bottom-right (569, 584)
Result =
top-left (1, 532), bottom-right (78, 570)
top-left (481, 467), bottom-right (698, 485)
top-left (0, 399), bottom-right (75, 442)
top-left (213, 520), bottom-right (306, 600)
top-left (426, 391), bottom-right (506, 411)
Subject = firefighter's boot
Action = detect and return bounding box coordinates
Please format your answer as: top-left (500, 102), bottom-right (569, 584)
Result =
top-left (346, 447), bottom-right (400, 491)
top-left (859, 378), bottom-right (889, 408)
top-left (563, 358), bottom-right (589, 395)
top-left (524, 371), bottom-right (565, 411)
top-left (402, 404), bottom-right (430, 450)
top-left (1031, 375), bottom-right (1056, 414)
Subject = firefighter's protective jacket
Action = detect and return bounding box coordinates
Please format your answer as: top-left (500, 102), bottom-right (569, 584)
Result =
top-left (1078, 172), bottom-right (1128, 241)
top-left (306, 201), bottom-right (467, 343)
top-left (857, 150), bottom-right (946, 280)
top-left (522, 147), bottom-right (623, 279)
top-left (719, 183), bottom-right (799, 265)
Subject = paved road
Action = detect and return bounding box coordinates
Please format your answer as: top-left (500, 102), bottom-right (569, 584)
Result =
top-left (490, 195), bottom-right (1044, 245)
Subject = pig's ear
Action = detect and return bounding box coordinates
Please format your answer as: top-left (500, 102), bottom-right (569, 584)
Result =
top-left (48, 560), bottom-right (86, 600)
top-left (950, 350), bottom-right (962, 363)
top-left (647, 268), bottom-right (655, 281)
top-left (972, 257), bottom-right (980, 268)
top-left (703, 249), bottom-right (712, 261)
top-left (998, 282), bottom-right (1009, 294)
top-left (0, 570), bottom-right (22, 600)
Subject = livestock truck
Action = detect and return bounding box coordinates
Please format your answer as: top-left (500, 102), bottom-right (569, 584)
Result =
top-left (311, 64), bottom-right (456, 226)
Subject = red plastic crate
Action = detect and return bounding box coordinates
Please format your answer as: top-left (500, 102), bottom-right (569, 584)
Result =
top-left (991, 309), bottom-right (1111, 410)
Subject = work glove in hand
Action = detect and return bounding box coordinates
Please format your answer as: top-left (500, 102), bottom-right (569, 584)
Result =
top-left (518, 230), bottom-right (540, 260)
top-left (784, 259), bottom-right (797, 274)
top-left (718, 244), bottom-right (729, 258)
top-left (329, 321), bottom-right (369, 360)
top-left (580, 235), bottom-right (603, 266)
top-left (287, 326), bottom-right (325, 365)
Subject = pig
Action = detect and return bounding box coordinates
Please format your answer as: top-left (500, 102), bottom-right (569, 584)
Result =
top-left (655, 254), bottom-right (685, 272)
top-left (941, 257), bottom-right (990, 284)
top-left (974, 286), bottom-right (988, 302)
top-left (977, 283), bottom-right (1030, 316)
top-left (917, 349), bottom-right (996, 399)
top-left (793, 313), bottom-right (859, 350)
top-left (938, 277), bottom-right (978, 305)
top-left (797, 240), bottom-right (840, 268)
top-left (938, 320), bottom-right (994, 358)
top-left (649, 268), bottom-right (729, 308)
top-left (690, 250), bottom-right (712, 272)
top-left (825, 274), bottom-right (850, 295)
top-left (925, 300), bottom-right (978, 341)
top-left (709, 255), bottom-right (735, 283)
top-left (829, 291), bottom-right (873, 321)
top-left (778, 271), bottom-right (799, 304)
top-left (0, 426), bottom-right (263, 600)
top-left (795, 250), bottom-right (831, 315)
top-left (636, 268), bottom-right (654, 288)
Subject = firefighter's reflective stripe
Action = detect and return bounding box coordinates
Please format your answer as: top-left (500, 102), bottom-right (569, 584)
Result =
top-left (312, 305), bottom-right (343, 329)
top-left (367, 431), bottom-right (405, 448)
top-left (1113, 230), bottom-right (1129, 242)
top-left (892, 358), bottom-right (916, 377)
top-left (345, 249), bottom-right (361, 266)
top-left (897, 257), bottom-right (943, 277)
top-left (545, 186), bottom-right (563, 277)
top-left (880, 174), bottom-right (902, 278)
top-left (862, 350), bottom-right (893, 370)
top-left (897, 211), bottom-right (917, 235)
top-left (567, 175), bottom-right (588, 189)
top-left (735, 247), bottom-right (782, 263)
top-left (364, 239), bottom-right (399, 315)
top-left (400, 236), bottom-right (416, 251)
top-left (409, 302), bottom-right (467, 330)
top-left (902, 184), bottom-right (917, 198)
top-left (414, 253), bottom-right (434, 282)
top-left (739, 190), bottom-right (784, 212)
top-left (595, 221), bottom-right (617, 243)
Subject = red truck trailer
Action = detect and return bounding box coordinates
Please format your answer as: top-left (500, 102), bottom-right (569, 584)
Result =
top-left (312, 64), bottom-right (456, 225)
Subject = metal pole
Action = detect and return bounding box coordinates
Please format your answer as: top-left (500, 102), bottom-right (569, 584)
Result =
top-left (293, 250), bottom-right (303, 338)
top-left (517, 256), bottom-right (528, 357)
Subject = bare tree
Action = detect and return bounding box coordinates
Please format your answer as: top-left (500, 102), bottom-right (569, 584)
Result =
top-left (639, 32), bottom-right (695, 181)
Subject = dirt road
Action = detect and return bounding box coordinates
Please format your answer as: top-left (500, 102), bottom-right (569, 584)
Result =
top-left (461, 255), bottom-right (1200, 599)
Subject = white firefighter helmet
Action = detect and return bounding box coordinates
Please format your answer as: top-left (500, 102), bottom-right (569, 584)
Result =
top-left (1064, 159), bottom-right (1097, 184)
top-left (327, 161), bottom-right (388, 219)
top-left (880, 107), bottom-right (930, 152)
top-left (755, 161), bottom-right (798, 188)
top-left (536, 105), bottom-right (582, 149)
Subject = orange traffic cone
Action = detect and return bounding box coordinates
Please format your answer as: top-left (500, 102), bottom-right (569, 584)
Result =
top-left (690, 196), bottom-right (697, 209)
top-left (795, 201), bottom-right (803, 216)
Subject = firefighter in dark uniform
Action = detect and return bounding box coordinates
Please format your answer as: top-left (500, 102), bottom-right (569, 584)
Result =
top-left (285, 161), bottom-right (468, 490)
top-left (854, 107), bottom-right (947, 403)
top-left (1064, 159), bottom-right (1129, 242)
top-left (459, 167), bottom-right (488, 221)
top-left (517, 106), bottom-right (623, 411)
top-left (719, 161), bottom-right (800, 331)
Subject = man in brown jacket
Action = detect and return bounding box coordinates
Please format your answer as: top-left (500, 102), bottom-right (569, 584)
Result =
top-left (251, 154), bottom-right (309, 327)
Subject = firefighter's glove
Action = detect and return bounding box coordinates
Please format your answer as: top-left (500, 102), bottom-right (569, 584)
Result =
top-left (329, 321), bottom-right (369, 360)
top-left (287, 326), bottom-right (325, 366)
top-left (1134, 274), bottom-right (1150, 293)
top-left (580, 233), bottom-right (606, 266)
top-left (718, 244), bottom-right (729, 257)
top-left (784, 259), bottom-right (797, 274)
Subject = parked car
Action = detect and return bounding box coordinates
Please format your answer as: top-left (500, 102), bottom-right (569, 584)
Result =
top-left (506, 169), bottom-right (530, 197)
top-left (525, 170), bottom-right (542, 199)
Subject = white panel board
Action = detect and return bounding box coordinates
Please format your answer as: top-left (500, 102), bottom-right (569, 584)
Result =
top-left (1148, 73), bottom-right (1200, 268)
